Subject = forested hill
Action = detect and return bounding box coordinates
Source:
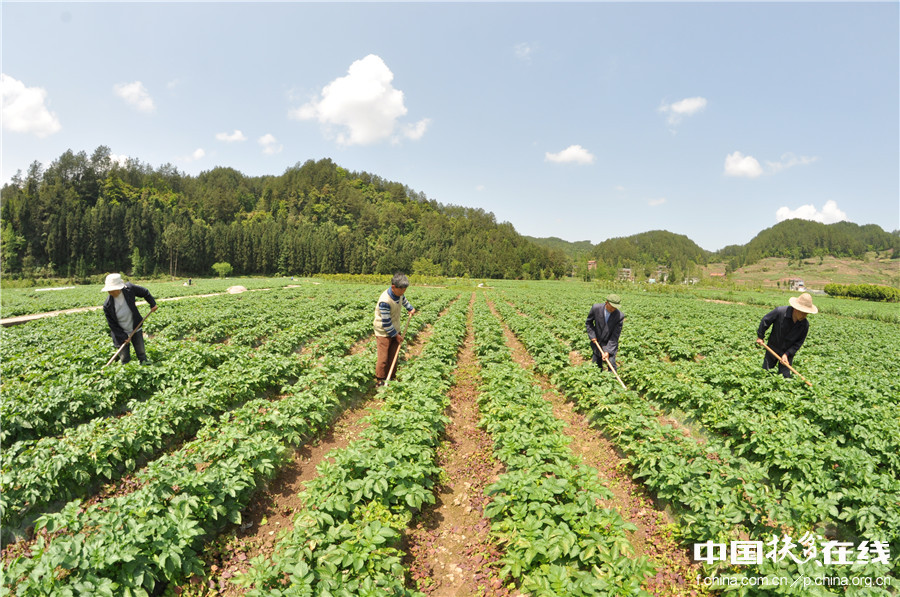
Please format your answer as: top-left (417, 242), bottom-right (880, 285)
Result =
top-left (0, 147), bottom-right (568, 280)
top-left (530, 221), bottom-right (898, 279)
top-left (590, 230), bottom-right (711, 281)
top-left (716, 219), bottom-right (899, 269)
top-left (524, 236), bottom-right (594, 260)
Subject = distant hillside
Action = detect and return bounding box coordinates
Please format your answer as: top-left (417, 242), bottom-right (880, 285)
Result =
top-left (716, 219), bottom-right (899, 270)
top-left (587, 230), bottom-right (711, 281)
top-left (723, 254), bottom-right (900, 289)
top-left (524, 236), bottom-right (594, 260)
top-left (536, 221), bottom-right (897, 284)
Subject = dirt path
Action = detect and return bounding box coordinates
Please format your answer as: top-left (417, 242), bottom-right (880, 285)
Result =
top-left (488, 301), bottom-right (710, 597)
top-left (0, 287), bottom-right (276, 327)
top-left (404, 294), bottom-right (512, 596)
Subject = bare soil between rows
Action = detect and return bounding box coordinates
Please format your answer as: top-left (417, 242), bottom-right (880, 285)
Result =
top-left (179, 303), bottom-right (446, 595)
top-left (487, 299), bottom-right (711, 597)
top-left (404, 294), bottom-right (513, 596)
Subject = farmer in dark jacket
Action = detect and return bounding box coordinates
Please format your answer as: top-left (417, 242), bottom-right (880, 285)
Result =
top-left (756, 292), bottom-right (817, 378)
top-left (585, 294), bottom-right (625, 371)
top-left (102, 273), bottom-right (157, 364)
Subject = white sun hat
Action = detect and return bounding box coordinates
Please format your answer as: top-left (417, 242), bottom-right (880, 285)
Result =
top-left (789, 292), bottom-right (818, 314)
top-left (101, 273), bottom-right (127, 292)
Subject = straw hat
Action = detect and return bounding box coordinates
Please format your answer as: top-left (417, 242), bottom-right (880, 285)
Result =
top-left (789, 292), bottom-right (818, 314)
top-left (102, 273), bottom-right (126, 292)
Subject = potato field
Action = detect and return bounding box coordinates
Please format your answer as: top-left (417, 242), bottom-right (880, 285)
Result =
top-left (1, 280), bottom-right (897, 596)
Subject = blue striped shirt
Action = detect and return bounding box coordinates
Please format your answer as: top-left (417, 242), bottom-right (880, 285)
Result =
top-left (375, 287), bottom-right (414, 337)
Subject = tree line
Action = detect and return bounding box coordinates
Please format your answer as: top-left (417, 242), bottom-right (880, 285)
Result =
top-left (0, 147), bottom-right (568, 280)
top-left (823, 283), bottom-right (899, 302)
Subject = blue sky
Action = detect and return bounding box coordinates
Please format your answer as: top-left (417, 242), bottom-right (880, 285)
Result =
top-left (3, 2), bottom-right (898, 251)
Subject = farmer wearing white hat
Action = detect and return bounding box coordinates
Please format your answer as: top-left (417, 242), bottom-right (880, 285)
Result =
top-left (585, 293), bottom-right (625, 372)
top-left (756, 292), bottom-right (818, 378)
top-left (102, 273), bottom-right (157, 365)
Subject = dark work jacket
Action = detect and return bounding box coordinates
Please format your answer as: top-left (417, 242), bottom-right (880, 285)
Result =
top-left (585, 304), bottom-right (625, 355)
top-left (103, 283), bottom-right (156, 345)
top-left (757, 305), bottom-right (808, 358)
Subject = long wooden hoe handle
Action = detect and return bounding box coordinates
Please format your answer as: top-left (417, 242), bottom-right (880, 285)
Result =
top-left (758, 341), bottom-right (812, 387)
top-left (384, 312), bottom-right (413, 386)
top-left (103, 310), bottom-right (153, 368)
top-left (593, 338), bottom-right (627, 390)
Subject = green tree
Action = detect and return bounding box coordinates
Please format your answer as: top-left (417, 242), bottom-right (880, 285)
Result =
top-left (212, 261), bottom-right (233, 277)
top-left (412, 257), bottom-right (442, 277)
top-left (1, 222), bottom-right (26, 272)
top-left (130, 247), bottom-right (144, 277)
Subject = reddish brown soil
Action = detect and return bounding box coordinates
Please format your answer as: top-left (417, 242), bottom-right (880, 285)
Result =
top-left (192, 393), bottom-right (382, 596)
top-left (404, 295), bottom-right (513, 596)
top-left (487, 301), bottom-right (711, 597)
top-left (175, 316), bottom-right (440, 595)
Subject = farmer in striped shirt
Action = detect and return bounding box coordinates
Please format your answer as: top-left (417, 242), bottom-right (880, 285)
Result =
top-left (373, 273), bottom-right (417, 385)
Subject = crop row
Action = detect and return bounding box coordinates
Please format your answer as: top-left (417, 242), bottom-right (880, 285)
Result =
top-left (494, 289), bottom-right (897, 593)
top-left (506, 287), bottom-right (900, 570)
top-left (1, 287), bottom-right (442, 538)
top-left (1, 286), bottom-right (363, 448)
top-left (1, 339), bottom-right (235, 447)
top-left (1, 292), bottom-right (458, 596)
top-left (472, 296), bottom-right (652, 596)
top-left (236, 294), bottom-right (469, 596)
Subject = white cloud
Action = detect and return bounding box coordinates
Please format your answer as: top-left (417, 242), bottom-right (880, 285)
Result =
top-left (1, 73), bottom-right (62, 137)
top-left (258, 133), bottom-right (283, 155)
top-left (765, 152), bottom-right (819, 174)
top-left (776, 200), bottom-right (847, 224)
top-left (515, 42), bottom-right (534, 61)
top-left (402, 118), bottom-right (431, 141)
top-left (614, 185), bottom-right (626, 192)
top-left (725, 150), bottom-right (818, 178)
top-left (475, 184), bottom-right (486, 192)
top-left (181, 148), bottom-right (205, 162)
top-left (545, 144), bottom-right (595, 165)
top-left (216, 130), bottom-right (247, 143)
top-left (649, 198), bottom-right (667, 206)
top-left (113, 81), bottom-right (155, 113)
top-left (291, 54), bottom-right (426, 146)
top-left (724, 151), bottom-right (763, 178)
top-left (109, 153), bottom-right (129, 167)
top-left (659, 96), bottom-right (707, 126)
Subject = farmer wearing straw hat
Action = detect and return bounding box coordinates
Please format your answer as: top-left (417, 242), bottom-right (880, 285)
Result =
top-left (102, 273), bottom-right (157, 365)
top-left (756, 292), bottom-right (818, 378)
top-left (585, 294), bottom-right (625, 372)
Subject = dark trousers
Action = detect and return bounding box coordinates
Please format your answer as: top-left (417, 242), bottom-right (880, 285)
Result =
top-left (115, 331), bottom-right (147, 364)
top-left (590, 343), bottom-right (617, 372)
top-left (375, 335), bottom-right (401, 380)
top-left (762, 352), bottom-right (793, 378)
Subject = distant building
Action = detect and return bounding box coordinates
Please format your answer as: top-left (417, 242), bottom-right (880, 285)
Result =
top-left (787, 278), bottom-right (806, 291)
top-left (587, 260), bottom-right (597, 271)
top-left (618, 268), bottom-right (634, 282)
